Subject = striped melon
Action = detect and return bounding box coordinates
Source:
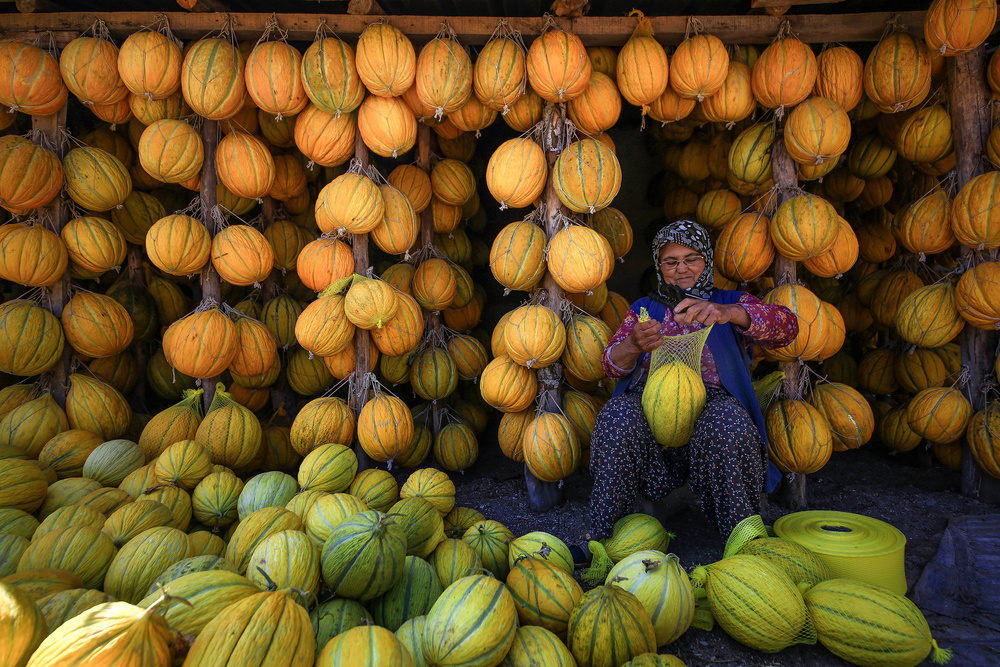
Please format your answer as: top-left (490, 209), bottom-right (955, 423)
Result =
top-left (320, 510), bottom-right (407, 601)
top-left (103, 526), bottom-right (192, 604)
top-left (463, 519), bottom-right (515, 580)
top-left (642, 361), bottom-right (706, 449)
top-left (17, 525), bottom-right (116, 589)
top-left (303, 492), bottom-right (368, 547)
top-left (0, 534), bottom-right (27, 577)
top-left (0, 568), bottom-right (83, 602)
top-left (191, 471), bottom-right (243, 529)
top-left (311, 598), bottom-right (373, 657)
top-left (0, 580), bottom-right (46, 667)
top-left (389, 497), bottom-right (446, 559)
top-left (607, 551), bottom-right (695, 646)
top-left (369, 554), bottom-right (444, 632)
top-left (35, 588), bottom-right (115, 633)
top-left (423, 573), bottom-right (518, 667)
top-left (225, 507), bottom-right (302, 575)
top-left (427, 538), bottom-right (482, 589)
top-left (694, 555), bottom-right (809, 653)
top-left (183, 591), bottom-right (315, 665)
top-left (603, 513), bottom-right (673, 563)
top-left (137, 569), bottom-right (260, 637)
top-left (316, 624), bottom-right (414, 667)
top-left (506, 556), bottom-right (583, 640)
top-left (399, 468), bottom-right (455, 517)
top-left (507, 531), bottom-right (574, 576)
top-left (805, 578), bottom-right (950, 667)
top-left (145, 555), bottom-right (237, 594)
top-left (348, 469), bottom-right (398, 513)
top-left (566, 583), bottom-right (656, 667)
top-left (736, 537), bottom-right (833, 585)
top-left (247, 529), bottom-right (321, 595)
top-left (237, 471), bottom-right (298, 520)
top-left (503, 625), bottom-right (576, 666)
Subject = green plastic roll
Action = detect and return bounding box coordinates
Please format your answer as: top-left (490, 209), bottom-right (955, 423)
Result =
top-left (773, 510), bottom-right (907, 595)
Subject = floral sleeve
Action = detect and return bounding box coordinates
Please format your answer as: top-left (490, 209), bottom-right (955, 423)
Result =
top-left (602, 308), bottom-right (641, 379)
top-left (736, 292), bottom-right (799, 350)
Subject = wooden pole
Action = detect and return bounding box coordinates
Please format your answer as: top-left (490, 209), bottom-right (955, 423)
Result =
top-left (417, 123), bottom-right (444, 440)
top-left (199, 118), bottom-right (222, 413)
top-left (260, 196), bottom-right (297, 418)
top-left (525, 102), bottom-right (569, 512)
top-left (948, 45), bottom-right (997, 499)
top-left (770, 136), bottom-right (808, 510)
top-left (34, 103), bottom-right (70, 408)
top-left (126, 245), bottom-right (147, 412)
top-left (350, 131), bottom-right (372, 471)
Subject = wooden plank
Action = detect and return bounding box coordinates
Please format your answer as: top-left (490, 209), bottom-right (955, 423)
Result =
top-left (33, 103), bottom-right (71, 408)
top-left (948, 45), bottom-right (997, 500)
top-left (417, 123), bottom-right (443, 441)
top-left (770, 137), bottom-right (808, 511)
top-left (199, 118), bottom-right (222, 414)
top-left (525, 101), bottom-right (568, 513)
top-left (350, 130), bottom-right (372, 472)
top-left (0, 11), bottom-right (931, 46)
top-left (751, 0), bottom-right (844, 7)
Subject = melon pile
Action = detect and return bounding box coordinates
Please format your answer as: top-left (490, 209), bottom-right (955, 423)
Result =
top-left (0, 452), bottom-right (693, 666)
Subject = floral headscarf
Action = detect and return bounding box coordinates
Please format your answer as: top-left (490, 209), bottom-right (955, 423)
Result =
top-left (650, 220), bottom-right (715, 308)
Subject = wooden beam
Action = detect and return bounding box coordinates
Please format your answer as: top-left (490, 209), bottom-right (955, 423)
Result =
top-left (417, 123), bottom-right (444, 445)
top-left (350, 130), bottom-right (372, 472)
top-left (0, 11), bottom-right (930, 46)
top-left (347, 0), bottom-right (386, 15)
top-left (15, 0), bottom-right (70, 13)
top-left (771, 137), bottom-right (808, 511)
top-left (199, 118), bottom-right (222, 414)
top-left (34, 103), bottom-right (70, 408)
top-left (948, 45), bottom-right (997, 500)
top-left (751, 0), bottom-right (844, 7)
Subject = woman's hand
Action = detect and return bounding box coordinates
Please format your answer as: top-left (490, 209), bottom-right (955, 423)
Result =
top-left (629, 317), bottom-right (664, 353)
top-left (674, 299), bottom-right (751, 328)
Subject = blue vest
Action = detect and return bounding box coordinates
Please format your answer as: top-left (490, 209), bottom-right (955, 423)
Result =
top-left (611, 289), bottom-right (782, 492)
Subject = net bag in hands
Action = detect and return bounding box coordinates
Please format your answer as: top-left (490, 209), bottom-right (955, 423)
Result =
top-left (638, 306), bottom-right (712, 449)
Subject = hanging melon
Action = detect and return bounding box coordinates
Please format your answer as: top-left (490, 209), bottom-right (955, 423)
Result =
top-left (716, 212), bottom-right (775, 282)
top-left (315, 171), bottom-right (384, 234)
top-left (751, 36), bottom-right (817, 114)
top-left (566, 72), bottom-right (622, 135)
top-left (61, 292), bottom-right (134, 359)
top-left (552, 138), bottom-right (621, 214)
top-left (783, 96), bottom-right (851, 166)
top-left (118, 29), bottom-right (182, 101)
top-left (355, 22), bottom-right (416, 97)
top-left (503, 87), bottom-right (543, 131)
top-left (701, 61), bottom-right (755, 126)
top-left (895, 282), bottom-right (965, 348)
top-left (670, 33), bottom-right (729, 101)
top-left (357, 94), bottom-right (417, 158)
top-left (924, 0), bottom-right (998, 56)
top-left (181, 37), bottom-right (246, 120)
top-left (162, 306), bottom-right (239, 379)
top-left (211, 224), bottom-right (275, 287)
top-left (0, 41), bottom-right (68, 115)
top-left (215, 131), bottom-right (275, 200)
top-left (474, 33), bottom-right (525, 111)
top-left (480, 355), bottom-right (537, 413)
top-left (951, 171), bottom-right (1000, 250)
top-left (486, 137), bottom-right (546, 210)
top-left (547, 224), bottom-right (614, 294)
top-left (526, 27), bottom-right (592, 103)
top-left (769, 194), bottom-right (840, 261)
top-left (616, 12), bottom-right (669, 112)
top-left (294, 103), bottom-right (356, 167)
top-left (59, 34), bottom-right (126, 106)
top-left (0, 136), bottom-right (64, 215)
top-left (415, 34), bottom-right (473, 118)
top-left (814, 46), bottom-right (864, 112)
top-left (63, 146), bottom-right (132, 212)
top-left (0, 224), bottom-right (69, 288)
top-left (245, 39), bottom-right (308, 119)
top-left (766, 399), bottom-right (833, 474)
top-left (863, 29), bottom-right (932, 113)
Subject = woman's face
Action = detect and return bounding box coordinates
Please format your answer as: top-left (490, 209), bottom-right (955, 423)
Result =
top-left (658, 242), bottom-right (705, 290)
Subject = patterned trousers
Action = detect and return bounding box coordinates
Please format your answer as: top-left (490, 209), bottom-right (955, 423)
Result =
top-left (588, 385), bottom-right (766, 540)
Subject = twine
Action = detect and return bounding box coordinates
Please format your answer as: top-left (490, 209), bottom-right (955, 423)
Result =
top-left (683, 16), bottom-right (705, 41)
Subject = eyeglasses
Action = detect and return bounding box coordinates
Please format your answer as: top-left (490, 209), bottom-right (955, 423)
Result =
top-left (659, 255), bottom-right (705, 270)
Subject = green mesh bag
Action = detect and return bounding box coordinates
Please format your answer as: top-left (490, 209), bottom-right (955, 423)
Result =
top-left (804, 578), bottom-right (952, 666)
top-left (639, 306), bottom-right (713, 450)
top-left (691, 554), bottom-right (817, 654)
top-left (582, 513), bottom-right (675, 586)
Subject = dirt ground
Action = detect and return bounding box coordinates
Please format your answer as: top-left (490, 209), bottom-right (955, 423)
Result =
top-left (443, 436), bottom-right (998, 667)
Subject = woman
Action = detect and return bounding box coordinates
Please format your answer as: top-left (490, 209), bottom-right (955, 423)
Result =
top-left (587, 220), bottom-right (799, 543)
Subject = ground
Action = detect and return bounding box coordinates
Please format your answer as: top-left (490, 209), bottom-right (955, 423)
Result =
top-left (442, 438), bottom-right (998, 667)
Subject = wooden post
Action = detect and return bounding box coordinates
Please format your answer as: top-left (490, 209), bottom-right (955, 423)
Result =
top-left (199, 118), bottom-right (222, 413)
top-left (770, 136), bottom-right (807, 509)
top-left (34, 103), bottom-right (71, 408)
top-left (948, 45), bottom-right (997, 499)
top-left (350, 131), bottom-right (372, 471)
top-left (525, 102), bottom-right (569, 512)
top-left (126, 245), bottom-right (147, 412)
top-left (417, 123), bottom-right (444, 439)
top-left (260, 196), bottom-right (297, 417)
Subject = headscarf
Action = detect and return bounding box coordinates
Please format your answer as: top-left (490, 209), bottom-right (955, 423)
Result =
top-left (650, 220), bottom-right (715, 308)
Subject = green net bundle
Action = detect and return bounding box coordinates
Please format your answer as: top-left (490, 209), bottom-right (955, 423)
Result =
top-left (582, 513), bottom-right (674, 586)
top-left (639, 307), bottom-right (712, 449)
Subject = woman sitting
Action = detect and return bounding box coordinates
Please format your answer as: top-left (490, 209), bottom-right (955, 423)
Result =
top-left (587, 220), bottom-right (799, 545)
